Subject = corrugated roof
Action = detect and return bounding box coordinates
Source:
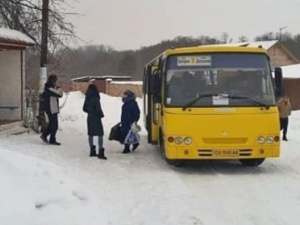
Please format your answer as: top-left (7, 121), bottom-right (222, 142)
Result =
top-left (0, 27), bottom-right (35, 45)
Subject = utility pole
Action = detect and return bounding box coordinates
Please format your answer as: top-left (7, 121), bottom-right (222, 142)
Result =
top-left (34, 0), bottom-right (49, 133)
top-left (40, 0), bottom-right (49, 93)
top-left (279, 26), bottom-right (287, 43)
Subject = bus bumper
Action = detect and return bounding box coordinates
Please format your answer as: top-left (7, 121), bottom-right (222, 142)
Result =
top-left (165, 145), bottom-right (280, 160)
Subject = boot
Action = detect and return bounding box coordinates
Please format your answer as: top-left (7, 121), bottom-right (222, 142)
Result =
top-left (283, 136), bottom-right (288, 141)
top-left (98, 148), bottom-right (107, 160)
top-left (40, 134), bottom-right (48, 143)
top-left (132, 143), bottom-right (139, 151)
top-left (122, 144), bottom-right (131, 154)
top-left (90, 145), bottom-right (97, 157)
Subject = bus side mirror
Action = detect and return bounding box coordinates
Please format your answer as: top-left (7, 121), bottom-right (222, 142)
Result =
top-left (274, 67), bottom-right (283, 97)
top-left (150, 71), bottom-right (162, 103)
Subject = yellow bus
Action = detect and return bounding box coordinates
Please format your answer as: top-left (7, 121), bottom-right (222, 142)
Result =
top-left (143, 45), bottom-right (283, 167)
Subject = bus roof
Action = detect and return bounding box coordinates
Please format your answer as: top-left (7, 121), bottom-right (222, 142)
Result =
top-left (164, 45), bottom-right (267, 56)
top-left (145, 45), bottom-right (268, 66)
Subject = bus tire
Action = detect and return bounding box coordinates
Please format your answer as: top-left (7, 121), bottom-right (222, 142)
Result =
top-left (239, 158), bottom-right (265, 167)
top-left (166, 159), bottom-right (184, 167)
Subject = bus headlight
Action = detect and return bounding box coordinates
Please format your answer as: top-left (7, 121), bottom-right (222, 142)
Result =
top-left (184, 137), bottom-right (192, 145)
top-left (174, 137), bottom-right (183, 144)
top-left (257, 136), bottom-right (265, 144)
top-left (266, 136), bottom-right (274, 144)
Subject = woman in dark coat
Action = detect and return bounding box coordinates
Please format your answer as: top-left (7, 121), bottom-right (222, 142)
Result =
top-left (83, 84), bottom-right (106, 159)
top-left (121, 90), bottom-right (140, 154)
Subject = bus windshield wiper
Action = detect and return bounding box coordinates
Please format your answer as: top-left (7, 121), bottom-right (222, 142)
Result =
top-left (227, 95), bottom-right (270, 110)
top-left (182, 93), bottom-right (217, 111)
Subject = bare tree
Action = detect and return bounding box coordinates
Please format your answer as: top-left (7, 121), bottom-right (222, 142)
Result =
top-left (238, 35), bottom-right (249, 42)
top-left (0, 0), bottom-right (77, 52)
top-left (220, 32), bottom-right (232, 43)
top-left (0, 0), bottom-right (81, 96)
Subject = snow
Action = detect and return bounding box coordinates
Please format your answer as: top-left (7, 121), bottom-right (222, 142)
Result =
top-left (213, 40), bottom-right (278, 50)
top-left (281, 63), bottom-right (300, 79)
top-left (111, 81), bottom-right (142, 85)
top-left (0, 27), bottom-right (35, 45)
top-left (1, 91), bottom-right (300, 225)
top-left (71, 75), bottom-right (131, 82)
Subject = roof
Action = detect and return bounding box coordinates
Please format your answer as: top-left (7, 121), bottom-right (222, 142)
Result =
top-left (281, 64), bottom-right (300, 79)
top-left (0, 27), bottom-right (35, 46)
top-left (210, 40), bottom-right (278, 50)
top-left (71, 75), bottom-right (131, 82)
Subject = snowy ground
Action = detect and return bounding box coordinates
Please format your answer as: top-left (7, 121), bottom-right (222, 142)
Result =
top-left (1, 91), bottom-right (300, 225)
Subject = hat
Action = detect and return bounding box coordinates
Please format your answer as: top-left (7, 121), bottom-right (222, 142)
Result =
top-left (124, 90), bottom-right (134, 97)
top-left (48, 74), bottom-right (57, 83)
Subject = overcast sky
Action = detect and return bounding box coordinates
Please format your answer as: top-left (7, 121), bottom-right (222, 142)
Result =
top-left (69, 0), bottom-right (300, 50)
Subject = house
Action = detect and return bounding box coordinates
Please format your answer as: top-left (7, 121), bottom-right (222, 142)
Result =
top-left (280, 64), bottom-right (300, 110)
top-left (0, 27), bottom-right (34, 127)
top-left (215, 40), bottom-right (300, 68)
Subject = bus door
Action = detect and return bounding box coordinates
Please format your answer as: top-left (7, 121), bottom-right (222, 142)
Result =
top-left (147, 66), bottom-right (159, 144)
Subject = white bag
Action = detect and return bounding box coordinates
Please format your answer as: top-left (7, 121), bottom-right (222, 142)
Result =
top-left (131, 122), bottom-right (141, 132)
top-left (124, 122), bottom-right (141, 144)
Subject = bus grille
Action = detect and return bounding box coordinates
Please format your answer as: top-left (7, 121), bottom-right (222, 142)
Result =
top-left (198, 149), bottom-right (252, 157)
top-left (203, 138), bottom-right (248, 144)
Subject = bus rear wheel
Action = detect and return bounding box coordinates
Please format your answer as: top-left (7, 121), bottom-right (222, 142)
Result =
top-left (239, 158), bottom-right (265, 167)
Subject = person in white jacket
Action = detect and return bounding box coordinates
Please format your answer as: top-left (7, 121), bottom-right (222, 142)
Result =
top-left (40, 74), bottom-right (63, 145)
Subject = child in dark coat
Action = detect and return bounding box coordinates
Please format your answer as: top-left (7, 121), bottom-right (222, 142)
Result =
top-left (83, 84), bottom-right (106, 159)
top-left (121, 90), bottom-right (140, 153)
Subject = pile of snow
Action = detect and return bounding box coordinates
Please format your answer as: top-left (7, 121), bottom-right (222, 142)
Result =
top-left (0, 27), bottom-right (35, 45)
top-left (281, 63), bottom-right (300, 79)
top-left (1, 91), bottom-right (300, 225)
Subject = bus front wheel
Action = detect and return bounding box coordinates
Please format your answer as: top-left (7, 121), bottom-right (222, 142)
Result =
top-left (166, 159), bottom-right (184, 167)
top-left (239, 158), bottom-right (265, 167)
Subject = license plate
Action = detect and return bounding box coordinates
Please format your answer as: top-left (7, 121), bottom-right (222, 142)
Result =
top-left (212, 149), bottom-right (239, 157)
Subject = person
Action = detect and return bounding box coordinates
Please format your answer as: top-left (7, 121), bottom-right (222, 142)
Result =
top-left (83, 84), bottom-right (106, 159)
top-left (277, 94), bottom-right (292, 141)
top-left (121, 90), bottom-right (140, 154)
top-left (40, 74), bottom-right (63, 145)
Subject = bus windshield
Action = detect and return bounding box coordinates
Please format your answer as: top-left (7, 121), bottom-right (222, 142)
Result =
top-left (165, 53), bottom-right (275, 107)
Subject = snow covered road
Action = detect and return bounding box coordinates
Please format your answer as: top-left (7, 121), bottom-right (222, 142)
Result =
top-left (1, 92), bottom-right (300, 225)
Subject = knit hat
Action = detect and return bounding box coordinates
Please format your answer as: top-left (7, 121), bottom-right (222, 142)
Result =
top-left (124, 90), bottom-right (134, 97)
top-left (48, 74), bottom-right (57, 83)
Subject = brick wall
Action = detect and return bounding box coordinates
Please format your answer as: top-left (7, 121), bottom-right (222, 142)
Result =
top-left (106, 82), bottom-right (142, 97)
top-left (72, 80), bottom-right (143, 97)
top-left (72, 81), bottom-right (89, 93)
top-left (283, 79), bottom-right (300, 110)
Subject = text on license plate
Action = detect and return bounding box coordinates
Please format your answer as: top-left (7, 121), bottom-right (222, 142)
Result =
top-left (212, 150), bottom-right (239, 157)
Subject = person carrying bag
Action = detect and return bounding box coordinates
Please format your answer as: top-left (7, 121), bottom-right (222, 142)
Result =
top-left (120, 90), bottom-right (141, 154)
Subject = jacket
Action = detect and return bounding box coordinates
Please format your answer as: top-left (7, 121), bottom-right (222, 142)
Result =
top-left (83, 92), bottom-right (104, 136)
top-left (277, 97), bottom-right (292, 118)
top-left (43, 82), bottom-right (63, 115)
top-left (121, 95), bottom-right (140, 136)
